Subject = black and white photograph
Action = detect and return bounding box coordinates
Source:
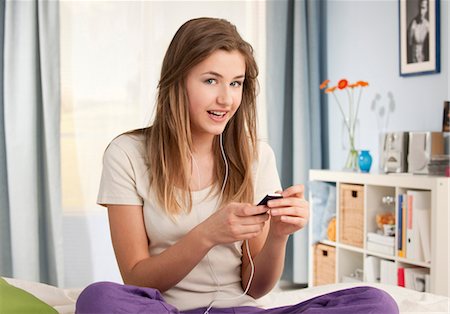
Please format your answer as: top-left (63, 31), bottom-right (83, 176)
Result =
top-left (443, 101), bottom-right (450, 132)
top-left (399, 0), bottom-right (440, 76)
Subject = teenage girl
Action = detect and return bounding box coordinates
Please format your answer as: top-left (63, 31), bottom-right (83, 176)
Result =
top-left (76, 17), bottom-right (398, 314)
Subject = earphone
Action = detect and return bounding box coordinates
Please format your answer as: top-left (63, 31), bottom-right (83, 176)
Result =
top-left (191, 133), bottom-right (256, 314)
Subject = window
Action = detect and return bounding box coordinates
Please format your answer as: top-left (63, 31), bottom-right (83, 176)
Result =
top-left (60, 1), bottom-right (267, 212)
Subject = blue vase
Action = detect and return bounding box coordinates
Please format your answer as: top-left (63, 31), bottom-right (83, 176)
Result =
top-left (358, 150), bottom-right (372, 173)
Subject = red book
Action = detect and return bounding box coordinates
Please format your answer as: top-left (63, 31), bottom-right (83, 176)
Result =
top-left (398, 267), bottom-right (405, 287)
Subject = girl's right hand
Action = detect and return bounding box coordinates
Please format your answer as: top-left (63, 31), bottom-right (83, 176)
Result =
top-left (199, 202), bottom-right (270, 247)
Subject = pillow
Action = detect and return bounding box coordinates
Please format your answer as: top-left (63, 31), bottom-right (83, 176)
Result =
top-left (0, 277), bottom-right (57, 314)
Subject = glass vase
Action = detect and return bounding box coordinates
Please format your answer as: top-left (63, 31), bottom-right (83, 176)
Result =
top-left (358, 150), bottom-right (373, 173)
top-left (344, 147), bottom-right (359, 171)
top-left (342, 119), bottom-right (359, 172)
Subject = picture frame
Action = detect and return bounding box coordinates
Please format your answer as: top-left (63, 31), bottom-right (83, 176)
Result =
top-left (399, 0), bottom-right (440, 76)
top-left (443, 101), bottom-right (449, 132)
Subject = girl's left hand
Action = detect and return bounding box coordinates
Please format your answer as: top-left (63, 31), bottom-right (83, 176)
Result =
top-left (266, 184), bottom-right (309, 240)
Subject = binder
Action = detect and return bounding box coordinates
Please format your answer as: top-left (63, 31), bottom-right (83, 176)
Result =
top-left (397, 194), bottom-right (403, 256)
top-left (380, 259), bottom-right (397, 286)
top-left (365, 256), bottom-right (381, 283)
top-left (400, 194), bottom-right (407, 258)
top-left (406, 190), bottom-right (431, 262)
top-left (398, 267), bottom-right (405, 287)
top-left (405, 193), bottom-right (421, 260)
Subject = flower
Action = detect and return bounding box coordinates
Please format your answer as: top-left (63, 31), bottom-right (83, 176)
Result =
top-left (319, 79), bottom-right (330, 89)
top-left (337, 79), bottom-right (348, 89)
top-left (320, 78), bottom-right (369, 170)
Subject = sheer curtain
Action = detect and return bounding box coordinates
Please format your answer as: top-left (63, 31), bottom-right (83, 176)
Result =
top-left (59, 1), bottom-right (268, 287)
top-left (0, 1), bottom-right (63, 286)
top-left (266, 0), bottom-right (326, 283)
top-left (60, 1), bottom-right (267, 214)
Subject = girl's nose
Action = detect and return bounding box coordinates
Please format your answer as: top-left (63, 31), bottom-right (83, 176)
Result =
top-left (217, 86), bottom-right (233, 107)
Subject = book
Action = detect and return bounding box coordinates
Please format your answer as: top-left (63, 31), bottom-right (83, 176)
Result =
top-left (367, 232), bottom-right (395, 246)
top-left (405, 193), bottom-right (421, 260)
top-left (380, 259), bottom-right (397, 286)
top-left (397, 267), bottom-right (405, 287)
top-left (400, 194), bottom-right (407, 258)
top-left (367, 241), bottom-right (395, 256)
top-left (397, 194), bottom-right (403, 255)
top-left (365, 256), bottom-right (381, 283)
top-left (404, 267), bottom-right (429, 292)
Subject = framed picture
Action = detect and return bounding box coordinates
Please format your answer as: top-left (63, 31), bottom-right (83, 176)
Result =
top-left (443, 101), bottom-right (449, 132)
top-left (399, 0), bottom-right (440, 76)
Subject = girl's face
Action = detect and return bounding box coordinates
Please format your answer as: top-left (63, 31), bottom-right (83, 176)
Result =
top-left (185, 49), bottom-right (245, 142)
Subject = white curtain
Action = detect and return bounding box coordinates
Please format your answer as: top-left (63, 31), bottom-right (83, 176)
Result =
top-left (0, 0), bottom-right (63, 286)
top-left (59, 1), bottom-right (267, 288)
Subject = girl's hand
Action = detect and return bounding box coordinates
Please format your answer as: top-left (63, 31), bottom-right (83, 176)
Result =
top-left (266, 184), bottom-right (309, 240)
top-left (199, 202), bottom-right (270, 247)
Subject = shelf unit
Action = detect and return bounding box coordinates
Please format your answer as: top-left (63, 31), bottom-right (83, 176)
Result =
top-left (308, 169), bottom-right (450, 297)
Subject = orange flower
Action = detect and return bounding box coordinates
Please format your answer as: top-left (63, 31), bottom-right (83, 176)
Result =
top-left (319, 79), bottom-right (330, 90)
top-left (348, 83), bottom-right (358, 88)
top-left (325, 86), bottom-right (337, 93)
top-left (357, 81), bottom-right (369, 87)
top-left (338, 79), bottom-right (348, 89)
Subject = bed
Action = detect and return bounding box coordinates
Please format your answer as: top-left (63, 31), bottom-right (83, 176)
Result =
top-left (2, 277), bottom-right (450, 313)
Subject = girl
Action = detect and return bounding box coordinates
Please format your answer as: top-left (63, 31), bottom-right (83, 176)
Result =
top-left (76, 17), bottom-right (398, 314)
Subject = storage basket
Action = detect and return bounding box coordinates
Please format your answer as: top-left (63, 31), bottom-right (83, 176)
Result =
top-left (313, 243), bottom-right (336, 286)
top-left (339, 184), bottom-right (364, 248)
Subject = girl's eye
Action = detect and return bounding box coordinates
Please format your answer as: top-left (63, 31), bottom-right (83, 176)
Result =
top-left (230, 81), bottom-right (242, 87)
top-left (205, 79), bottom-right (216, 85)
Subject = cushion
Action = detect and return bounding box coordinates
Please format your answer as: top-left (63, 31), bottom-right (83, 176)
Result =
top-left (0, 277), bottom-right (57, 314)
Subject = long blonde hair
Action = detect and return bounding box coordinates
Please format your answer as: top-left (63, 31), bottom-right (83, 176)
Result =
top-left (136, 18), bottom-right (259, 216)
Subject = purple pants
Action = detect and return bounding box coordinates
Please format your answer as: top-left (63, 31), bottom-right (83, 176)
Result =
top-left (76, 281), bottom-right (399, 314)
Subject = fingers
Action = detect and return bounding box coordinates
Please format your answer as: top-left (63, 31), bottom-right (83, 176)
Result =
top-left (235, 203), bottom-right (269, 217)
top-left (280, 184), bottom-right (305, 199)
top-left (218, 203), bottom-right (268, 242)
top-left (269, 204), bottom-right (309, 221)
top-left (278, 215), bottom-right (308, 229)
top-left (269, 197), bottom-right (309, 232)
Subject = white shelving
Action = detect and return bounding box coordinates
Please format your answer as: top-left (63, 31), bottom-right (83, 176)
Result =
top-left (308, 169), bottom-right (450, 297)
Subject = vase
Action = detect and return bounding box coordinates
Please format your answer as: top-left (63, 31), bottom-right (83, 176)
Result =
top-left (342, 118), bottom-right (359, 172)
top-left (344, 148), bottom-right (359, 171)
top-left (358, 150), bottom-right (372, 173)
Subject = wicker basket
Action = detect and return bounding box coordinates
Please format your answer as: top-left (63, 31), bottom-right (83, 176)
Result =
top-left (339, 184), bottom-right (364, 248)
top-left (313, 243), bottom-right (336, 286)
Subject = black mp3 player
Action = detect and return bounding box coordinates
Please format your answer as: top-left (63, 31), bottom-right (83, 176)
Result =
top-left (257, 193), bottom-right (283, 206)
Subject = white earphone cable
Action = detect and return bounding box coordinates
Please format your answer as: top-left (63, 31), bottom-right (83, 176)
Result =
top-left (202, 134), bottom-right (255, 314)
top-left (190, 152), bottom-right (222, 291)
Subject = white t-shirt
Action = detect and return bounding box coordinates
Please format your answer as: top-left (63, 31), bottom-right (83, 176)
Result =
top-left (97, 132), bottom-right (282, 310)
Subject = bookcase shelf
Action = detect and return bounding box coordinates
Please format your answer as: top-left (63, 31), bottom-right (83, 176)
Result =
top-left (308, 169), bottom-right (449, 297)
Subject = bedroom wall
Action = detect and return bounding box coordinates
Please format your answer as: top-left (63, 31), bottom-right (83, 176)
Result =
top-left (325, 0), bottom-right (449, 171)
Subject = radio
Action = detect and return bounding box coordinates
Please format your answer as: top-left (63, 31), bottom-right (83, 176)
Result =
top-left (408, 132), bottom-right (445, 174)
top-left (380, 132), bottom-right (409, 173)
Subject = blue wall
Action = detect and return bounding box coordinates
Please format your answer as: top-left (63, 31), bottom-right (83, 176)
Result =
top-left (325, 0), bottom-right (449, 171)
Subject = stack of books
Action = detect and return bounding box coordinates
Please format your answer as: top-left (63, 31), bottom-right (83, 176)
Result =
top-left (398, 267), bottom-right (430, 292)
top-left (366, 232), bottom-right (395, 256)
top-left (427, 155), bottom-right (450, 176)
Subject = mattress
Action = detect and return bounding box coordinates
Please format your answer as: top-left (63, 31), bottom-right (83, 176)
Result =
top-left (3, 278), bottom-right (450, 313)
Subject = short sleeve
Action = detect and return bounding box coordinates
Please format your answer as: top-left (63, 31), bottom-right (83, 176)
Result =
top-left (253, 141), bottom-right (282, 203)
top-left (97, 140), bottom-right (144, 206)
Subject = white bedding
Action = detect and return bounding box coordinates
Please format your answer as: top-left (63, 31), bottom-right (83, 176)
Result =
top-left (4, 278), bottom-right (450, 313)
